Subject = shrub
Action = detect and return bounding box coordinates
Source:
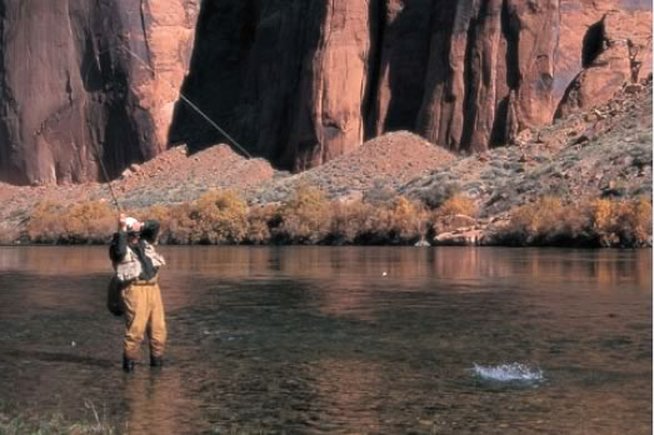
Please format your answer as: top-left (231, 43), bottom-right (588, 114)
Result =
top-left (185, 190), bottom-right (248, 244)
top-left (436, 194), bottom-right (478, 217)
top-left (354, 196), bottom-right (428, 244)
top-left (628, 197), bottom-right (652, 244)
top-left (590, 197), bottom-right (652, 246)
top-left (417, 182), bottom-right (460, 209)
top-left (510, 197), bottom-right (565, 237)
top-left (27, 200), bottom-right (114, 243)
top-left (329, 200), bottom-right (375, 244)
top-left (386, 196), bottom-right (428, 242)
top-left (135, 204), bottom-right (176, 244)
top-left (62, 201), bottom-right (115, 243)
top-left (363, 179), bottom-right (397, 206)
top-left (27, 201), bottom-right (64, 242)
top-left (500, 196), bottom-right (652, 247)
top-left (504, 196), bottom-right (589, 245)
top-left (276, 184), bottom-right (331, 243)
top-left (246, 203), bottom-right (280, 244)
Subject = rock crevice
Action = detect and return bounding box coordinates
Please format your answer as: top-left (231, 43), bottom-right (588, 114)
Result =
top-left (0, 0), bottom-right (650, 184)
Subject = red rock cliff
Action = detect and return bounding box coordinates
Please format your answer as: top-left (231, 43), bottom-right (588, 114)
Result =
top-left (0, 0), bottom-right (198, 185)
top-left (173, 0), bottom-right (650, 172)
top-left (0, 0), bottom-right (651, 184)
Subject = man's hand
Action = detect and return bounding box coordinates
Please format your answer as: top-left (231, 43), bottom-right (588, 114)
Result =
top-left (119, 214), bottom-right (143, 232)
top-left (119, 213), bottom-right (128, 232)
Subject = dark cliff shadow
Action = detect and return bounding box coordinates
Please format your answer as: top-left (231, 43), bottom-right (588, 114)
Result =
top-left (414, 1), bottom-right (459, 149)
top-left (377, 0), bottom-right (434, 136)
top-left (489, 1), bottom-right (521, 147)
top-left (76, 0), bottom-right (153, 180)
top-left (168, 1), bottom-right (328, 171)
top-left (168, 0), bottom-right (255, 157)
top-left (552, 18), bottom-right (606, 120)
top-left (362, 0), bottom-right (385, 139)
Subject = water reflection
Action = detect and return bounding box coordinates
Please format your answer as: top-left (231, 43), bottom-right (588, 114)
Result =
top-left (311, 359), bottom-right (383, 432)
top-left (0, 247), bottom-right (650, 433)
top-left (123, 370), bottom-right (201, 434)
top-left (0, 247), bottom-right (649, 291)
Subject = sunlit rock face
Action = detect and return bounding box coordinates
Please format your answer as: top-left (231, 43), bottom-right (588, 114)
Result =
top-left (0, 0), bottom-right (198, 185)
top-left (174, 0), bottom-right (648, 170)
top-left (555, 0), bottom-right (652, 119)
top-left (0, 0), bottom-right (650, 184)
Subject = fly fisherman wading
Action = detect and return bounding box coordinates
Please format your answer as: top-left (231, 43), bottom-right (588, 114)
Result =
top-left (110, 214), bottom-right (167, 372)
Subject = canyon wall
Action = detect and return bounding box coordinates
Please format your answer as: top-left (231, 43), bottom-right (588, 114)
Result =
top-left (0, 0), bottom-right (198, 184)
top-left (173, 0), bottom-right (650, 171)
top-left (0, 0), bottom-right (650, 184)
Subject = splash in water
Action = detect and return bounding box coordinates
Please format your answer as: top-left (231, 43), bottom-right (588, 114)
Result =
top-left (472, 363), bottom-right (544, 383)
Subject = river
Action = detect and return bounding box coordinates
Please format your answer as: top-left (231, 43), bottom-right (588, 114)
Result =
top-left (0, 246), bottom-right (650, 433)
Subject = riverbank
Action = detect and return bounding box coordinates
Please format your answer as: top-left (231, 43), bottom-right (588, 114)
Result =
top-left (18, 187), bottom-right (652, 248)
top-left (1, 79), bottom-right (651, 248)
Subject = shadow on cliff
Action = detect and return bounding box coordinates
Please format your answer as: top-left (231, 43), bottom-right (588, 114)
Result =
top-left (167, 0), bottom-right (252, 158)
top-left (488, 1), bottom-right (521, 147)
top-left (552, 17), bottom-right (606, 120)
top-left (167, 0), bottom-right (327, 171)
top-left (406, 1), bottom-right (458, 149)
top-left (365, 0), bottom-right (435, 138)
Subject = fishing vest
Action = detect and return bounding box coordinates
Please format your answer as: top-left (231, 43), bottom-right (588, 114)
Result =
top-left (114, 242), bottom-right (166, 283)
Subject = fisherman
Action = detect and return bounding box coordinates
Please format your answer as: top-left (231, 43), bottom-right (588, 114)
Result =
top-left (109, 213), bottom-right (167, 372)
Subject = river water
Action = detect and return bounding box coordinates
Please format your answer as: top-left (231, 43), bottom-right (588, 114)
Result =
top-left (0, 247), bottom-right (650, 434)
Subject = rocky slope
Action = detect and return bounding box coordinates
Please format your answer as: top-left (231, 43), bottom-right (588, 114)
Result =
top-left (0, 76), bottom-right (650, 245)
top-left (252, 131), bottom-right (456, 203)
top-left (404, 79), bottom-right (652, 212)
top-left (0, 0), bottom-right (650, 184)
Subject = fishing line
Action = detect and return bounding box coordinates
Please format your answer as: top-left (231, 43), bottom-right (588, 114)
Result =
top-left (120, 45), bottom-right (253, 159)
top-left (81, 55), bottom-right (123, 211)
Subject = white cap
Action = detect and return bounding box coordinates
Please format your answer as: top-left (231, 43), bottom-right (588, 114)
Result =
top-left (124, 217), bottom-right (140, 232)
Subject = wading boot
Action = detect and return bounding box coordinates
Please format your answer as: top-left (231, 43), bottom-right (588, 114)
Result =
top-left (123, 356), bottom-right (135, 373)
top-left (150, 356), bottom-right (164, 368)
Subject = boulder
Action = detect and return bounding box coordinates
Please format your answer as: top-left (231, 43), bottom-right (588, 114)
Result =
top-left (555, 6), bottom-right (652, 118)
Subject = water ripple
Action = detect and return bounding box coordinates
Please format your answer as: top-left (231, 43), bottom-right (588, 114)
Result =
top-left (472, 362), bottom-right (544, 383)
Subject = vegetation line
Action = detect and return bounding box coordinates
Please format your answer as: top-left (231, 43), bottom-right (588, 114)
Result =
top-left (23, 185), bottom-right (652, 248)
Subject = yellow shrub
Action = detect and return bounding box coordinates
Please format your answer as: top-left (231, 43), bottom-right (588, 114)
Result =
top-left (62, 201), bottom-right (115, 242)
top-left (167, 203), bottom-right (195, 244)
top-left (277, 184), bottom-right (331, 243)
top-left (511, 196), bottom-right (564, 235)
top-left (387, 196), bottom-right (428, 240)
top-left (330, 200), bottom-right (375, 243)
top-left (27, 200), bottom-right (115, 243)
top-left (186, 190), bottom-right (248, 244)
top-left (135, 204), bottom-right (176, 243)
top-left (27, 201), bottom-right (65, 242)
top-left (590, 197), bottom-right (652, 246)
top-left (591, 199), bottom-right (614, 234)
top-left (246, 203), bottom-right (280, 244)
top-left (629, 197), bottom-right (652, 244)
top-left (437, 194), bottom-right (478, 217)
top-left (505, 196), bottom-right (652, 246)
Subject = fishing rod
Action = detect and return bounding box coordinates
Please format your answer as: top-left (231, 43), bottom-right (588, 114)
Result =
top-left (81, 58), bottom-right (122, 212)
top-left (93, 147), bottom-right (123, 212)
top-left (77, 42), bottom-right (249, 212)
top-left (120, 45), bottom-right (253, 159)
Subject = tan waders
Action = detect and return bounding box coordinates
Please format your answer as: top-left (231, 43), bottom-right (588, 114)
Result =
top-left (122, 278), bottom-right (167, 370)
